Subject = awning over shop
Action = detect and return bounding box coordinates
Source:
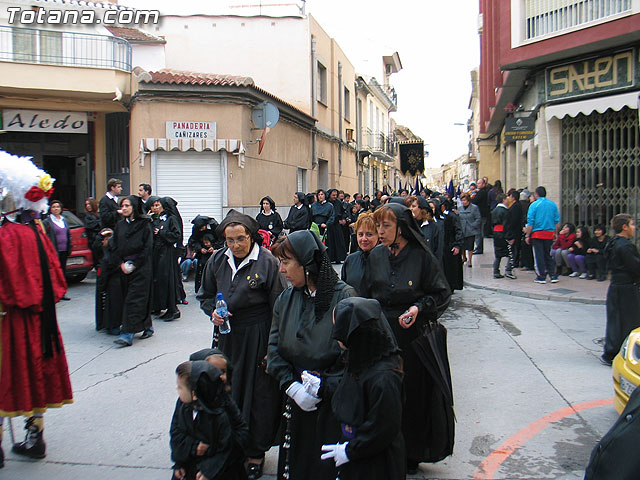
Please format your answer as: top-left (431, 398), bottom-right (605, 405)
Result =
top-left (545, 91), bottom-right (640, 121)
top-left (139, 138), bottom-right (246, 167)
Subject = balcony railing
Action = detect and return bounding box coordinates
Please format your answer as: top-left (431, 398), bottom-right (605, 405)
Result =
top-left (524, 0), bottom-right (633, 40)
top-left (360, 128), bottom-right (396, 159)
top-left (0, 25), bottom-right (131, 71)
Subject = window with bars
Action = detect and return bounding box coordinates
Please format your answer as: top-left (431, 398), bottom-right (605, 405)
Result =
top-left (524, 0), bottom-right (632, 40)
top-left (561, 107), bottom-right (639, 245)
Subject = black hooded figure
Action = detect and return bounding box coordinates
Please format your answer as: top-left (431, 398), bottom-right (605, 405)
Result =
top-left (283, 192), bottom-right (311, 233)
top-left (360, 202), bottom-right (451, 472)
top-left (439, 199), bottom-right (464, 291)
top-left (325, 189), bottom-right (347, 263)
top-left (189, 215), bottom-right (221, 293)
top-left (256, 196), bottom-right (283, 241)
top-left (324, 297), bottom-right (406, 480)
top-left (170, 361), bottom-right (249, 480)
top-left (268, 230), bottom-right (357, 480)
top-left (197, 210), bottom-right (287, 475)
top-left (149, 197), bottom-right (182, 319)
top-left (160, 196), bottom-right (187, 303)
top-left (109, 195), bottom-right (154, 343)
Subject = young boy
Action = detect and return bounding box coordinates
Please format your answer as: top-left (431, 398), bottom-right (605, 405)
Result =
top-left (600, 214), bottom-right (640, 366)
top-left (189, 348), bottom-right (232, 392)
top-left (194, 234), bottom-right (215, 294)
top-left (491, 193), bottom-right (511, 279)
top-left (170, 361), bottom-right (249, 480)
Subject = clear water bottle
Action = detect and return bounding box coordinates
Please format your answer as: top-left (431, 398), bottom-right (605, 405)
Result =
top-left (215, 292), bottom-right (231, 334)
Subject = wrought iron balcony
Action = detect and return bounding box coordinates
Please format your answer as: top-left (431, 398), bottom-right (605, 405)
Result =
top-left (359, 128), bottom-right (396, 160)
top-left (0, 25), bottom-right (131, 71)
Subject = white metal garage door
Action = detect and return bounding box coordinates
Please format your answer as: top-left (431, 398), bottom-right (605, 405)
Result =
top-left (154, 151), bottom-right (224, 246)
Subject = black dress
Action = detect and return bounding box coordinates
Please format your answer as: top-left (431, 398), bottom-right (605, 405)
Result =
top-left (602, 236), bottom-right (640, 362)
top-left (267, 281), bottom-right (357, 480)
top-left (256, 211), bottom-right (283, 241)
top-left (326, 199), bottom-right (347, 263)
top-left (341, 250), bottom-right (369, 295)
top-left (94, 236), bottom-right (123, 332)
top-left (82, 212), bottom-right (102, 263)
top-left (420, 221), bottom-right (443, 265)
top-left (198, 244), bottom-right (287, 458)
top-left (361, 243), bottom-right (451, 464)
top-left (109, 217), bottom-right (153, 334)
top-left (441, 211), bottom-right (464, 291)
top-left (151, 213), bottom-right (182, 314)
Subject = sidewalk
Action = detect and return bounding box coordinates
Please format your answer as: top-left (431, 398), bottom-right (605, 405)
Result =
top-left (463, 239), bottom-right (607, 304)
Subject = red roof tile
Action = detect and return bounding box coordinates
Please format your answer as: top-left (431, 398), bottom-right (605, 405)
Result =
top-left (145, 69), bottom-right (255, 87)
top-left (105, 26), bottom-right (166, 44)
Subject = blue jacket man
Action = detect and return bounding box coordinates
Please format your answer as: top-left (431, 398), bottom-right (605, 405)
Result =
top-left (525, 186), bottom-right (560, 283)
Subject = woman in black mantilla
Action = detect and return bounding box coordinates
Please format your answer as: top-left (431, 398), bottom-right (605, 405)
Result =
top-left (150, 197), bottom-right (182, 321)
top-left (320, 297), bottom-right (405, 480)
top-left (361, 202), bottom-right (451, 474)
top-left (325, 189), bottom-right (347, 263)
top-left (197, 210), bottom-right (287, 479)
top-left (110, 195), bottom-right (154, 347)
top-left (268, 231), bottom-right (357, 480)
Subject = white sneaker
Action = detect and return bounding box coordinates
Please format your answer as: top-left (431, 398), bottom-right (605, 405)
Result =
top-left (569, 272), bottom-right (579, 277)
top-left (579, 273), bottom-right (588, 279)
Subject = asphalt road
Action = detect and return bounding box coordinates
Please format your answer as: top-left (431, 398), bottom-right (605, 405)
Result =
top-left (1, 273), bottom-right (618, 479)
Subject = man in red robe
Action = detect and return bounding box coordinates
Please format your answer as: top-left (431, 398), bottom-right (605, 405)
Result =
top-left (0, 152), bottom-right (74, 467)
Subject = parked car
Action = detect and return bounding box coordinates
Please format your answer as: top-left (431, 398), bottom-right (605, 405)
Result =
top-left (612, 327), bottom-right (640, 413)
top-left (60, 210), bottom-right (94, 283)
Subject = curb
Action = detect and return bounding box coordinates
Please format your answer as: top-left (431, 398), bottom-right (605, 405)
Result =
top-left (463, 280), bottom-right (606, 305)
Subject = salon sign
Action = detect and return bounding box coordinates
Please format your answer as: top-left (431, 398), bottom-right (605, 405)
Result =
top-left (2, 109), bottom-right (87, 133)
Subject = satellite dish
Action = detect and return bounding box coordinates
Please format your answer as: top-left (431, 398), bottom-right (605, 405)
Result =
top-left (252, 102), bottom-right (280, 129)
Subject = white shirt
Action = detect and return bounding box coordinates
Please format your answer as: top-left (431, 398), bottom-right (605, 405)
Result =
top-left (50, 215), bottom-right (66, 229)
top-left (225, 242), bottom-right (260, 281)
top-left (106, 191), bottom-right (118, 203)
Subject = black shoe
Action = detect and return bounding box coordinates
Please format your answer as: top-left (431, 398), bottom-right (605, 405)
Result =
top-left (505, 272), bottom-right (517, 279)
top-left (599, 356), bottom-right (612, 366)
top-left (60, 296), bottom-right (71, 301)
top-left (493, 274), bottom-right (505, 279)
top-left (160, 310), bottom-right (181, 322)
top-left (140, 328), bottom-right (154, 339)
top-left (598, 276), bottom-right (607, 282)
top-left (12, 417), bottom-right (46, 459)
top-left (247, 457), bottom-right (265, 480)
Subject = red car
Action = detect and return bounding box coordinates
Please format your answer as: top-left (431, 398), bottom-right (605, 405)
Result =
top-left (61, 210), bottom-right (94, 282)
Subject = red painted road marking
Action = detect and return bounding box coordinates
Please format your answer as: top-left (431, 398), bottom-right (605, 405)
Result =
top-left (472, 397), bottom-right (614, 480)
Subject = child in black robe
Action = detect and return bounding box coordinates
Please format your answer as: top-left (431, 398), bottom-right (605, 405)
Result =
top-left (321, 297), bottom-right (405, 480)
top-left (170, 360), bottom-right (249, 480)
top-left (194, 234), bottom-right (215, 294)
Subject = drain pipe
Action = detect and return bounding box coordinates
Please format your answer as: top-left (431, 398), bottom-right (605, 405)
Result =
top-left (338, 61), bottom-right (343, 175)
top-left (311, 35), bottom-right (318, 170)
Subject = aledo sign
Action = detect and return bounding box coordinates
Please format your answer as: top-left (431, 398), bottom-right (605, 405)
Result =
top-left (2, 109), bottom-right (87, 134)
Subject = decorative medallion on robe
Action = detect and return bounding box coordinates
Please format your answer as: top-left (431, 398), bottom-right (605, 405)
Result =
top-left (399, 141), bottom-right (425, 176)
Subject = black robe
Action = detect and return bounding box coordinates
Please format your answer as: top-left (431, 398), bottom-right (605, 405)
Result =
top-left (151, 213), bottom-right (182, 313)
top-left (284, 204), bottom-right (310, 233)
top-left (255, 211), bottom-right (283, 240)
top-left (441, 212), bottom-right (464, 291)
top-left (420, 221), bottom-right (444, 265)
top-left (341, 250), bottom-right (369, 295)
top-left (93, 236), bottom-right (123, 331)
top-left (170, 362), bottom-right (249, 480)
top-left (361, 243), bottom-right (451, 463)
top-left (82, 212), bottom-right (102, 263)
top-left (267, 281), bottom-right (357, 480)
top-left (602, 236), bottom-right (640, 362)
top-left (109, 217), bottom-right (153, 334)
top-left (198, 244), bottom-right (287, 457)
top-left (326, 199), bottom-right (347, 262)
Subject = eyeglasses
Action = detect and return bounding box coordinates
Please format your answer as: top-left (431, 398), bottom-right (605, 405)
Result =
top-left (225, 236), bottom-right (250, 246)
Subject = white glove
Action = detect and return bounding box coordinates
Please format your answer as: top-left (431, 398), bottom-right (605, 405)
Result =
top-left (286, 381), bottom-right (320, 412)
top-left (321, 442), bottom-right (349, 467)
top-left (301, 370), bottom-right (321, 397)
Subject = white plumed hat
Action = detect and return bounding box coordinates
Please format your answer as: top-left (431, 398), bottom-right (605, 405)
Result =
top-left (0, 150), bottom-right (56, 214)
